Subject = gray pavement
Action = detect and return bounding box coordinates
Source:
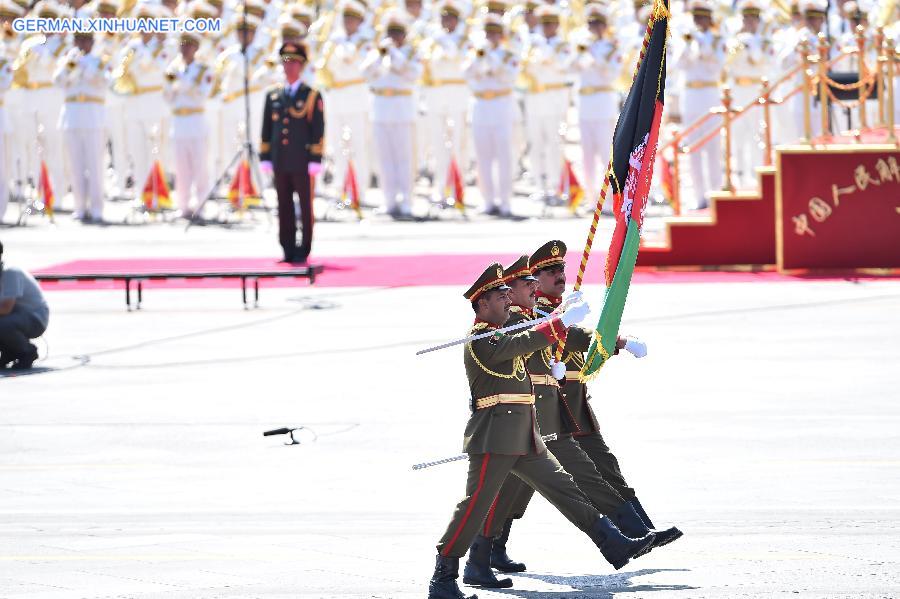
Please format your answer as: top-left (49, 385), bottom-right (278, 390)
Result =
top-left (1, 216), bottom-right (899, 598)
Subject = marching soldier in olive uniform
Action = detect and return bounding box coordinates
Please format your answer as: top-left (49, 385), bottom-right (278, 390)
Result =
top-left (532, 241), bottom-right (684, 553)
top-left (429, 263), bottom-right (654, 599)
top-left (259, 42), bottom-right (325, 264)
top-left (464, 250), bottom-right (671, 588)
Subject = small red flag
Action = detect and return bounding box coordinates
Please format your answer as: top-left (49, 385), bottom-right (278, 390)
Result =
top-left (227, 160), bottom-right (260, 211)
top-left (142, 160), bottom-right (172, 211)
top-left (342, 160), bottom-right (362, 218)
top-left (38, 160), bottom-right (54, 217)
top-left (447, 157), bottom-right (465, 213)
top-left (559, 159), bottom-right (584, 213)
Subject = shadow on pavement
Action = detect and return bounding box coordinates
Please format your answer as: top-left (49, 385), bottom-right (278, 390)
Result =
top-left (492, 568), bottom-right (696, 598)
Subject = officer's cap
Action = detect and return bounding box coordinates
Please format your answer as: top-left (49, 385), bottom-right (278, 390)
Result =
top-left (290, 3), bottom-right (314, 22)
top-left (504, 255), bottom-right (538, 283)
top-left (233, 12), bottom-right (262, 31)
top-left (485, 0), bottom-right (507, 14)
top-left (688, 0), bottom-right (714, 17)
top-left (340, 0), bottom-right (366, 19)
top-left (0, 0), bottom-right (24, 18)
top-left (464, 263), bottom-right (511, 302)
top-left (383, 10), bottom-right (408, 34)
top-left (180, 30), bottom-right (202, 45)
top-left (33, 0), bottom-right (60, 18)
top-left (800, 0), bottom-right (826, 16)
top-left (279, 15), bottom-right (306, 37)
top-left (279, 41), bottom-right (309, 61)
top-left (187, 0), bottom-right (216, 19)
top-left (584, 2), bottom-right (608, 24)
top-left (438, 0), bottom-right (462, 18)
top-left (530, 240), bottom-right (567, 272)
top-left (483, 12), bottom-right (504, 33)
top-left (535, 4), bottom-right (560, 23)
top-left (737, 0), bottom-right (763, 16)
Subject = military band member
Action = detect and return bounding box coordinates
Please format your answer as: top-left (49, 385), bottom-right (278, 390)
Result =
top-left (429, 263), bottom-right (653, 599)
top-left (361, 11), bottom-right (422, 217)
top-left (422, 0), bottom-right (470, 204)
top-left (776, 0), bottom-right (828, 143)
top-left (464, 15), bottom-right (517, 217)
top-left (213, 13), bottom-right (268, 173)
top-left (12, 1), bottom-right (68, 210)
top-left (53, 31), bottom-right (107, 222)
top-left (0, 0), bottom-right (22, 223)
top-left (317, 0), bottom-right (373, 205)
top-left (726, 0), bottom-right (774, 188)
top-left (569, 3), bottom-right (620, 214)
top-left (114, 3), bottom-right (171, 200)
top-left (672, 0), bottom-right (725, 209)
top-left (259, 42), bottom-right (325, 263)
top-left (163, 32), bottom-right (213, 218)
top-left (522, 4), bottom-right (571, 201)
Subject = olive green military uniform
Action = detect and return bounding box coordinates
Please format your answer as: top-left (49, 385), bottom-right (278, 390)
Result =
top-left (436, 264), bottom-right (602, 559)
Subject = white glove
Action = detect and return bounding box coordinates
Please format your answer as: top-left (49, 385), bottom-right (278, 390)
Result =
top-left (260, 160), bottom-right (274, 176)
top-left (550, 360), bottom-right (566, 380)
top-left (561, 290), bottom-right (583, 308)
top-left (559, 300), bottom-right (590, 328)
top-left (624, 337), bottom-right (647, 358)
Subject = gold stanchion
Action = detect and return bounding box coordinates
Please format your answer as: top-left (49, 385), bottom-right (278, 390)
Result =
top-left (887, 39), bottom-right (897, 144)
top-left (672, 128), bottom-right (682, 215)
top-left (856, 25), bottom-right (868, 130)
top-left (875, 26), bottom-right (885, 128)
top-left (713, 86), bottom-right (735, 192)
top-left (760, 77), bottom-right (774, 166)
top-left (801, 39), bottom-right (813, 143)
top-left (817, 33), bottom-right (830, 140)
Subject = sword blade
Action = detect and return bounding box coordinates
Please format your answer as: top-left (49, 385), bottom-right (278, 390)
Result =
top-left (416, 315), bottom-right (553, 356)
top-left (411, 434), bottom-right (558, 470)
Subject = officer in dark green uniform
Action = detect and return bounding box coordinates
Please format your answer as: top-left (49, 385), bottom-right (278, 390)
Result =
top-left (259, 42), bottom-right (325, 264)
top-left (533, 240), bottom-right (684, 551)
top-left (464, 254), bottom-right (657, 589)
top-left (428, 263), bottom-right (654, 599)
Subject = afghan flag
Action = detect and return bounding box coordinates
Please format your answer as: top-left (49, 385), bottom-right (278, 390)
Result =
top-left (142, 161), bottom-right (173, 211)
top-left (447, 157), bottom-right (465, 213)
top-left (342, 159), bottom-right (362, 218)
top-left (560, 159), bottom-right (584, 213)
top-left (228, 160), bottom-right (261, 211)
top-left (580, 0), bottom-right (669, 380)
top-left (38, 160), bottom-right (55, 217)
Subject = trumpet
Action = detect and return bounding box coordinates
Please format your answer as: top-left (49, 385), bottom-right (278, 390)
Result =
top-left (164, 70), bottom-right (177, 81)
top-left (476, 47), bottom-right (486, 57)
top-left (578, 43), bottom-right (588, 52)
top-left (684, 32), bottom-right (693, 42)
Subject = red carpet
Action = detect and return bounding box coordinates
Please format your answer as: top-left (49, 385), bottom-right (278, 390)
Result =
top-left (32, 255), bottom-right (894, 292)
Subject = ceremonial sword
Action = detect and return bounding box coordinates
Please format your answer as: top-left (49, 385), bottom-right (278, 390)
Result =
top-left (412, 434), bottom-right (559, 470)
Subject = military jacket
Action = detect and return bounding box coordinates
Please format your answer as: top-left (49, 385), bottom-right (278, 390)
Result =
top-left (462, 316), bottom-right (568, 455)
top-left (536, 292), bottom-right (600, 435)
top-left (259, 82), bottom-right (325, 173)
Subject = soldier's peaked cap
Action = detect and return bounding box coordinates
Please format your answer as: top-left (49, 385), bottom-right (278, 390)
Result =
top-left (504, 255), bottom-right (538, 282)
top-left (737, 0), bottom-right (763, 15)
top-left (0, 0), bottom-right (24, 17)
top-left (800, 0), bottom-right (827, 16)
top-left (530, 240), bottom-right (567, 271)
top-left (464, 263), bottom-right (511, 302)
top-left (438, 0), bottom-right (462, 17)
top-left (280, 41), bottom-right (308, 60)
top-left (585, 2), bottom-right (609, 22)
top-left (340, 0), bottom-right (365, 19)
top-left (535, 4), bottom-right (561, 22)
top-left (688, 0), bottom-right (714, 16)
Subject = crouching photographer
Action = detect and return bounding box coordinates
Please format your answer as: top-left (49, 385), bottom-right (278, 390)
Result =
top-left (0, 241), bottom-right (49, 370)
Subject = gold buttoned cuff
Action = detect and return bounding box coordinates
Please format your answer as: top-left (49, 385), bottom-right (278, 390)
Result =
top-left (474, 393), bottom-right (535, 410)
top-left (530, 374), bottom-right (559, 387)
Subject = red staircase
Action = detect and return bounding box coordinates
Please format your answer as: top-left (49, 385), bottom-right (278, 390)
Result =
top-left (637, 168), bottom-right (777, 268)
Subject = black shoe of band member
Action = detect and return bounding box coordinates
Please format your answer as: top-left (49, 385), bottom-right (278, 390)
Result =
top-left (463, 536), bottom-right (513, 588)
top-left (587, 516), bottom-right (655, 571)
top-left (0, 351), bottom-right (12, 369)
top-left (429, 555), bottom-right (478, 599)
top-left (631, 497), bottom-right (683, 549)
top-left (609, 501), bottom-right (656, 558)
top-left (490, 519), bottom-right (526, 573)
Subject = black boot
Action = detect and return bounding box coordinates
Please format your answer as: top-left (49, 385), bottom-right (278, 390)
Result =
top-left (631, 497), bottom-right (683, 549)
top-left (587, 516), bottom-right (655, 571)
top-left (429, 554), bottom-right (478, 599)
top-left (490, 519), bottom-right (526, 573)
top-left (10, 344), bottom-right (38, 370)
top-left (463, 536), bottom-right (513, 588)
top-left (609, 502), bottom-right (655, 558)
top-left (0, 350), bottom-right (12, 369)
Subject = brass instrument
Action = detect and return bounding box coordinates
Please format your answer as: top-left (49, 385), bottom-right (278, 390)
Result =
top-left (111, 48), bottom-right (137, 94)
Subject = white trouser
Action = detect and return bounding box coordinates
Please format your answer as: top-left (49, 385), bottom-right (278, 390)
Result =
top-left (681, 87), bottom-right (722, 206)
top-left (63, 128), bottom-right (105, 220)
top-left (173, 136), bottom-right (209, 213)
top-left (732, 86), bottom-right (764, 188)
top-left (328, 110), bottom-right (370, 199)
top-left (0, 129), bottom-right (7, 222)
top-left (372, 121), bottom-right (414, 212)
top-left (124, 116), bottom-right (166, 196)
top-left (218, 95), bottom-right (263, 175)
top-left (472, 116), bottom-right (513, 212)
top-left (525, 109), bottom-right (566, 193)
top-left (427, 108), bottom-right (467, 195)
top-left (106, 94), bottom-right (129, 191)
top-left (16, 93), bottom-right (65, 203)
top-left (579, 116), bottom-right (615, 208)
